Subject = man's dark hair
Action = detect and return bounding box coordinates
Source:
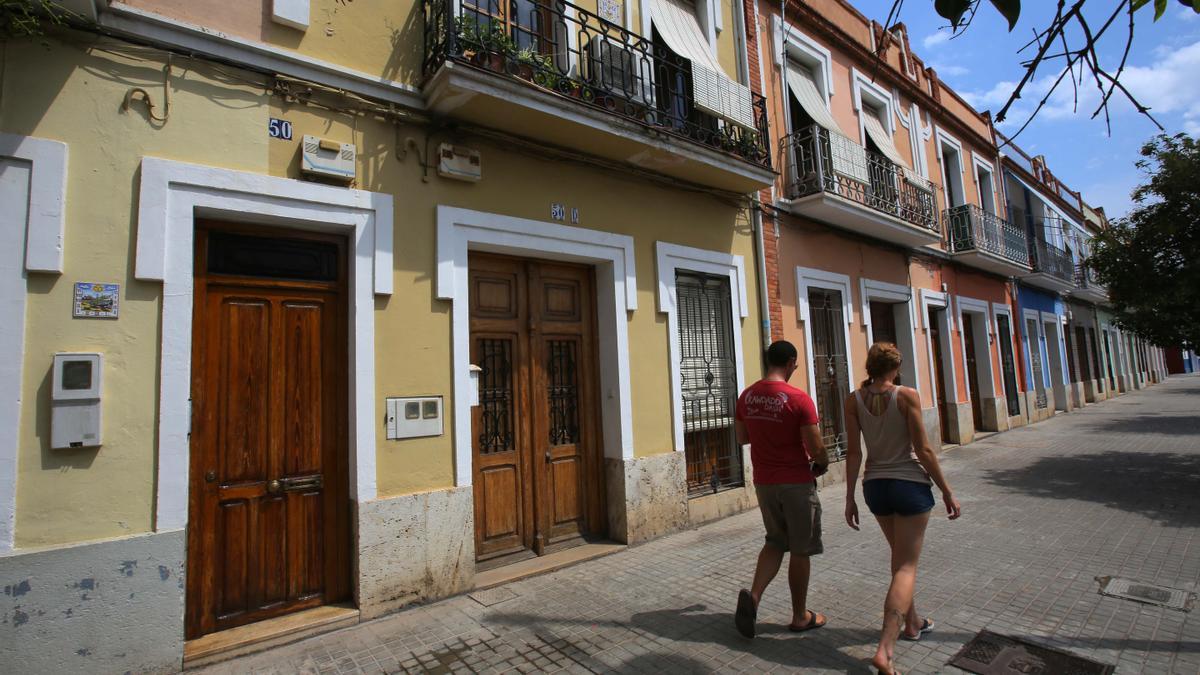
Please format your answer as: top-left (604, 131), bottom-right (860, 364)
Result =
top-left (765, 340), bottom-right (798, 368)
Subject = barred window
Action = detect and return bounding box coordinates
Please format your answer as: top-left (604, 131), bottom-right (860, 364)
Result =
top-left (808, 288), bottom-right (850, 458)
top-left (676, 271), bottom-right (742, 496)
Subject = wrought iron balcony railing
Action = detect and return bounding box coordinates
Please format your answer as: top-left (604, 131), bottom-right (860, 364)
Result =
top-left (1028, 237), bottom-right (1075, 283)
top-left (782, 124), bottom-right (939, 233)
top-left (944, 204), bottom-right (1030, 266)
top-left (423, 0), bottom-right (771, 168)
top-left (1074, 262), bottom-right (1105, 290)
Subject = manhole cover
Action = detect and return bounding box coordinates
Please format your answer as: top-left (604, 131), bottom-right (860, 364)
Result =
top-left (1097, 576), bottom-right (1195, 611)
top-left (950, 630), bottom-right (1114, 675)
top-left (468, 586), bottom-right (519, 607)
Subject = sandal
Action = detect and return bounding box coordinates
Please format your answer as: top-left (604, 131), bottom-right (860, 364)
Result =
top-left (900, 617), bottom-right (934, 642)
top-left (787, 609), bottom-right (827, 632)
top-left (734, 589), bottom-right (757, 638)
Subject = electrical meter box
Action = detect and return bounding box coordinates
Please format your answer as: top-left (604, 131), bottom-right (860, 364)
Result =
top-left (385, 396), bottom-right (443, 440)
top-left (300, 135), bottom-right (356, 182)
top-left (51, 352), bottom-right (103, 449)
top-left (437, 143), bottom-right (482, 182)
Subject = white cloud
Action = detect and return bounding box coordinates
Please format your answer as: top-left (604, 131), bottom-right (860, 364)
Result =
top-left (922, 31), bottom-right (951, 49)
top-left (931, 63), bottom-right (970, 78)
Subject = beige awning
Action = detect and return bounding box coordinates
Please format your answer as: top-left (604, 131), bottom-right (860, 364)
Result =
top-left (647, 0), bottom-right (756, 129)
top-left (861, 106), bottom-right (908, 168)
top-left (784, 63), bottom-right (869, 184)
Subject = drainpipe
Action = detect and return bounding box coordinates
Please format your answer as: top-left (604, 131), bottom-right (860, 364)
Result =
top-left (752, 199), bottom-right (772, 350)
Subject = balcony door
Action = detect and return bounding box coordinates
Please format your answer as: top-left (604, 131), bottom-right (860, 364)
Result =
top-left (468, 253), bottom-right (606, 568)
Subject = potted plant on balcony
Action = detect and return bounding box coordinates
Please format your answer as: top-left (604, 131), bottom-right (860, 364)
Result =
top-left (455, 16), bottom-right (511, 74)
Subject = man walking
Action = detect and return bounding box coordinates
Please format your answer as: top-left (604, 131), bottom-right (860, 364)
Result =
top-left (734, 340), bottom-right (830, 638)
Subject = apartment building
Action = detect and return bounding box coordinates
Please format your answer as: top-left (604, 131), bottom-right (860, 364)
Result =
top-left (1, 0), bottom-right (779, 669)
top-left (0, 0), bottom-right (1171, 671)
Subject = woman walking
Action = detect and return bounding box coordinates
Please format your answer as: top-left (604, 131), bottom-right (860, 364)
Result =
top-left (843, 343), bottom-right (962, 675)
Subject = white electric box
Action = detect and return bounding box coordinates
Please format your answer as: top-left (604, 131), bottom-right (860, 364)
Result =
top-left (437, 143), bottom-right (482, 182)
top-left (51, 353), bottom-right (103, 449)
top-left (300, 135), bottom-right (356, 182)
top-left (385, 396), bottom-right (443, 440)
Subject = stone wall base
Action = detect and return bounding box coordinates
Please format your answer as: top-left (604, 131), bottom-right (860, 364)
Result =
top-left (606, 452), bottom-right (688, 546)
top-left (0, 530), bottom-right (185, 674)
top-left (944, 401), bottom-right (975, 445)
top-left (982, 397), bottom-right (1009, 432)
top-left (356, 487), bottom-right (474, 620)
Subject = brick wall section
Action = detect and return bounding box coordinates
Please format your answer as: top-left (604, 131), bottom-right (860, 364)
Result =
top-left (744, 0), bottom-right (785, 342)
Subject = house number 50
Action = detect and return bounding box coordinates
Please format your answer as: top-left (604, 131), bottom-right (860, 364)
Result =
top-left (551, 203), bottom-right (580, 224)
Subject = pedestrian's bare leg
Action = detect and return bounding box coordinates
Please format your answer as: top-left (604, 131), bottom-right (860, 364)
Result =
top-left (787, 554), bottom-right (811, 626)
top-left (750, 544), bottom-right (784, 606)
top-left (871, 512), bottom-right (930, 674)
top-left (877, 514), bottom-right (924, 639)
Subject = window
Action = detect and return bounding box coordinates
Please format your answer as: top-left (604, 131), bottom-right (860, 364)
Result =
top-left (807, 288), bottom-right (850, 458)
top-left (940, 143), bottom-right (964, 208)
top-left (676, 270), bottom-right (742, 496)
top-left (976, 165), bottom-right (996, 214)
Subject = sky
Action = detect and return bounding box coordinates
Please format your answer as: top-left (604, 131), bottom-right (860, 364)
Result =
top-left (848, 0), bottom-right (1200, 219)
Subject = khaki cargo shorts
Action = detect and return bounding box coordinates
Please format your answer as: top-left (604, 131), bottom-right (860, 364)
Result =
top-left (755, 482), bottom-right (823, 556)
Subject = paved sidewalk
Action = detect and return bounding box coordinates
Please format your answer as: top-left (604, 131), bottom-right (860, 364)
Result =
top-left (201, 376), bottom-right (1200, 674)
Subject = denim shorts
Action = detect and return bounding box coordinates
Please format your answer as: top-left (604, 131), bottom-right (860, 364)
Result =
top-left (862, 478), bottom-right (935, 517)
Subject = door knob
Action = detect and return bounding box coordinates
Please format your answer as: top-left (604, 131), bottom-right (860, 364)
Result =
top-left (267, 479), bottom-right (282, 494)
top-left (205, 470), bottom-right (216, 483)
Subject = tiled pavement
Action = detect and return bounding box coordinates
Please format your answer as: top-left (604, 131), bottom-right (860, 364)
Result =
top-left (200, 376), bottom-right (1200, 674)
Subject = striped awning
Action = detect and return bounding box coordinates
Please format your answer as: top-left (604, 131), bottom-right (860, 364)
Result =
top-left (647, 0), bottom-right (756, 129)
top-left (861, 106), bottom-right (907, 168)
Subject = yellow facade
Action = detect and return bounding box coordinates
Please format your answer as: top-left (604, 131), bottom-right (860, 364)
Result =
top-left (5, 29), bottom-right (763, 546)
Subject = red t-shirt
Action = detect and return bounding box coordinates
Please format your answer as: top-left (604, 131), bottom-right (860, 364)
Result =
top-left (735, 379), bottom-right (820, 485)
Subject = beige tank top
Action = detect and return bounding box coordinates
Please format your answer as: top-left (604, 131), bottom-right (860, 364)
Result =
top-left (855, 387), bottom-right (931, 485)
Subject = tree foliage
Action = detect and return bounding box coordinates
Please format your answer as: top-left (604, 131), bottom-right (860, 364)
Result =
top-left (1089, 134), bottom-right (1200, 348)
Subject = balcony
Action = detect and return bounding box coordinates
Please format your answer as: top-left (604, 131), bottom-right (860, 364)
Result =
top-left (780, 125), bottom-right (941, 248)
top-left (1023, 237), bottom-right (1076, 293)
top-left (944, 204), bottom-right (1031, 276)
top-left (1072, 262), bottom-right (1109, 304)
top-left (422, 0), bottom-right (774, 192)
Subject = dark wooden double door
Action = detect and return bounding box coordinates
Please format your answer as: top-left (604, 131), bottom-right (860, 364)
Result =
top-left (186, 223), bottom-right (350, 640)
top-left (469, 253), bottom-right (605, 566)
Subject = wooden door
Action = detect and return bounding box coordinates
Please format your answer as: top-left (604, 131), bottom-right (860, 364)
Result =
top-left (808, 288), bottom-right (850, 457)
top-left (927, 307), bottom-right (951, 442)
top-left (469, 253), bottom-right (603, 566)
top-left (962, 317), bottom-right (983, 431)
top-left (187, 224), bottom-right (349, 640)
top-left (869, 301), bottom-right (902, 385)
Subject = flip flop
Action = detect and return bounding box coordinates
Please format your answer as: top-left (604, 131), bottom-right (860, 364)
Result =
top-left (734, 589), bottom-right (757, 638)
top-left (900, 617), bottom-right (934, 641)
top-left (787, 609), bottom-right (827, 632)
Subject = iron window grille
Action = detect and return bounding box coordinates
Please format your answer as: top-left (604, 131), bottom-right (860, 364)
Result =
top-left (676, 270), bottom-right (743, 497)
top-left (807, 288), bottom-right (850, 460)
top-left (1026, 318), bottom-right (1049, 409)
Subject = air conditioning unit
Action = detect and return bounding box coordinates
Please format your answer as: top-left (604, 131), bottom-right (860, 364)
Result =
top-left (585, 38), bottom-right (653, 107)
top-left (437, 143), bottom-right (482, 182)
top-left (301, 135), bottom-right (356, 182)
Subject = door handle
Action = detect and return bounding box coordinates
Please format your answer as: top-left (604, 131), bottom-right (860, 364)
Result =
top-left (205, 470), bottom-right (217, 483)
top-left (267, 479), bottom-right (282, 494)
top-left (545, 451), bottom-right (551, 463)
top-left (279, 475), bottom-right (323, 491)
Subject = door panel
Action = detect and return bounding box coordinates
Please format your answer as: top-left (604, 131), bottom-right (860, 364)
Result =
top-left (807, 288), bottom-right (850, 458)
top-left (963, 318), bottom-right (983, 430)
top-left (928, 307), bottom-right (951, 442)
top-left (188, 223), bottom-right (349, 640)
top-left (469, 254), bottom-right (603, 565)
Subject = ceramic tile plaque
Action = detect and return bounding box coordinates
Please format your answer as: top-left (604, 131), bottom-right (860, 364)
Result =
top-left (73, 282), bottom-right (120, 319)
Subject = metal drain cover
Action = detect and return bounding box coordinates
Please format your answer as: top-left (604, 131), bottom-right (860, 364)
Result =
top-left (950, 630), bottom-right (1114, 675)
top-left (467, 586), bottom-right (519, 607)
top-left (1097, 576), bottom-right (1195, 611)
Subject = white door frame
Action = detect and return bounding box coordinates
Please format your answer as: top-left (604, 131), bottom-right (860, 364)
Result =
top-left (795, 267), bottom-right (855, 420)
top-left (919, 289), bottom-right (959, 404)
top-left (955, 295), bottom-right (997, 401)
top-left (860, 278), bottom-right (920, 394)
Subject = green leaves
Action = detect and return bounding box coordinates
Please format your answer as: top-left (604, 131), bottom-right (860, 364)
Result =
top-left (1132, 0), bottom-right (1195, 20)
top-left (935, 0), bottom-right (972, 28)
top-left (989, 0), bottom-right (1021, 30)
top-left (934, 0), bottom-right (1021, 31)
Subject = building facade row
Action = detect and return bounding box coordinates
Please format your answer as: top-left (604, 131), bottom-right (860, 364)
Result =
top-left (0, 0), bottom-right (1171, 670)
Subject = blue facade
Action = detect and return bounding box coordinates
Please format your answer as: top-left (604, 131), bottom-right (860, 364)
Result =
top-left (1016, 285), bottom-right (1069, 389)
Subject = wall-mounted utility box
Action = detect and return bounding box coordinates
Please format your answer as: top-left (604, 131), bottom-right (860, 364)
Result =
top-left (437, 143), bottom-right (482, 182)
top-left (385, 396), bottom-right (443, 440)
top-left (51, 352), bottom-right (102, 449)
top-left (301, 135), bottom-right (356, 182)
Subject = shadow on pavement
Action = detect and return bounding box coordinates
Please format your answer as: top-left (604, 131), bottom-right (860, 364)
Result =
top-left (1087, 413), bottom-right (1200, 436)
top-left (982, 450), bottom-right (1200, 526)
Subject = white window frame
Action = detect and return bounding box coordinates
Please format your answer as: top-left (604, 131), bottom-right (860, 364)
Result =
top-left (0, 133), bottom-right (68, 553)
top-left (919, 288), bottom-right (959, 404)
top-left (955, 295), bottom-right (997, 401)
top-left (971, 153), bottom-right (997, 215)
top-left (656, 242), bottom-right (748, 454)
top-left (851, 67), bottom-right (897, 146)
top-left (935, 126), bottom-right (966, 208)
top-left (991, 303), bottom-right (1020, 415)
top-left (772, 18), bottom-right (835, 103)
top-left (795, 267), bottom-right (855, 421)
top-left (860, 278), bottom-right (920, 394)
